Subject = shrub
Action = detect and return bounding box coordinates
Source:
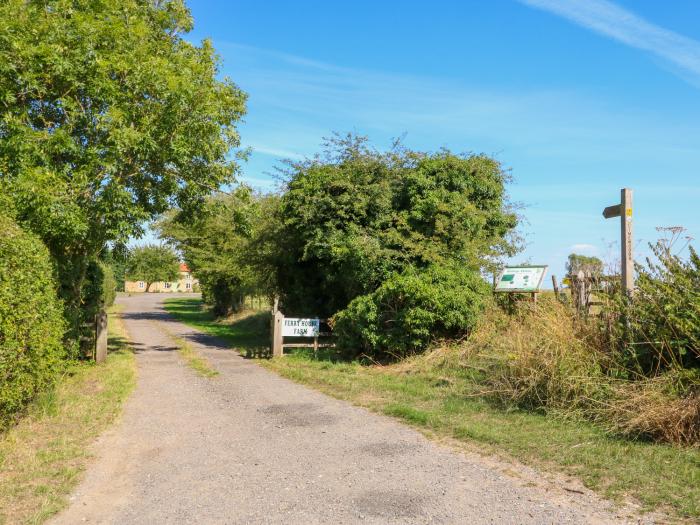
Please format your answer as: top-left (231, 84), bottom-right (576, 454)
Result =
top-left (102, 263), bottom-right (117, 308)
top-left (273, 136), bottom-right (517, 318)
top-left (0, 215), bottom-right (66, 427)
top-left (626, 241), bottom-right (700, 372)
top-left (334, 265), bottom-right (490, 359)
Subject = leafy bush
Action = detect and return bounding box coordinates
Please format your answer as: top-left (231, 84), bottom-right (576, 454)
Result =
top-left (334, 265), bottom-right (490, 359)
top-left (626, 241), bottom-right (700, 372)
top-left (102, 263), bottom-right (117, 308)
top-left (158, 187), bottom-right (273, 316)
top-left (0, 215), bottom-right (66, 427)
top-left (272, 135), bottom-right (518, 318)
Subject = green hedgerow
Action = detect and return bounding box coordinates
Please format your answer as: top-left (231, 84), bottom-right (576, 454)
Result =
top-left (0, 215), bottom-right (66, 428)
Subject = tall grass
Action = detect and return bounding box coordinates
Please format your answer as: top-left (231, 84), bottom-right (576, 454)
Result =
top-left (439, 298), bottom-right (699, 446)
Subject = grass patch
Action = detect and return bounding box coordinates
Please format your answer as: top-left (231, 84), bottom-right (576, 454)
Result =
top-left (0, 304), bottom-right (136, 525)
top-left (169, 333), bottom-right (219, 378)
top-left (165, 297), bottom-right (700, 521)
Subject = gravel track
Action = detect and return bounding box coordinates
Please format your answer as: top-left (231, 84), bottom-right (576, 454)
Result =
top-left (50, 293), bottom-right (654, 524)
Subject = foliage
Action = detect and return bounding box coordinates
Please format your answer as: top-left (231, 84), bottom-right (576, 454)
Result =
top-left (103, 244), bottom-right (129, 293)
top-left (101, 263), bottom-right (117, 308)
top-left (0, 0), bottom-right (246, 343)
top-left (273, 136), bottom-right (518, 318)
top-left (126, 245), bottom-right (180, 292)
top-left (625, 240), bottom-right (700, 372)
top-left (334, 265), bottom-right (491, 359)
top-left (159, 186), bottom-right (277, 315)
top-left (0, 215), bottom-right (66, 428)
top-left (566, 253), bottom-right (603, 277)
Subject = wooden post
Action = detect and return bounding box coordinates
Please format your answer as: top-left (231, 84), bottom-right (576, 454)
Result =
top-left (551, 275), bottom-right (560, 301)
top-left (272, 309), bottom-right (284, 358)
top-left (94, 309), bottom-right (108, 364)
top-left (270, 297), bottom-right (279, 356)
top-left (603, 188), bottom-right (634, 297)
top-left (620, 188), bottom-right (634, 297)
top-left (313, 336), bottom-right (318, 359)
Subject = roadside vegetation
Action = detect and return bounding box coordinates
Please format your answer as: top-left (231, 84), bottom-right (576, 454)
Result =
top-left (0, 0), bottom-right (244, 427)
top-left (166, 296), bottom-right (700, 520)
top-left (0, 306), bottom-right (136, 525)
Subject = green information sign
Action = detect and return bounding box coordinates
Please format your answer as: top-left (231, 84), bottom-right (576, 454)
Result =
top-left (495, 265), bottom-right (548, 293)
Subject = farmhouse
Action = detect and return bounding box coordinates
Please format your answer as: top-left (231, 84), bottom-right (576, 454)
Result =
top-left (125, 263), bottom-right (199, 293)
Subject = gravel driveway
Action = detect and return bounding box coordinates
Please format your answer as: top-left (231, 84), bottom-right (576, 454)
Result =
top-left (51, 293), bottom-right (652, 524)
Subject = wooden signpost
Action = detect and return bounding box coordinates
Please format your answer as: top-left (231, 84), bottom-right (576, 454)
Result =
top-left (271, 302), bottom-right (334, 358)
top-left (602, 188), bottom-right (634, 296)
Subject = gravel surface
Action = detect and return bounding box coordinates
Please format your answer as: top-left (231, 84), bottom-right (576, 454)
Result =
top-left (51, 293), bottom-right (655, 524)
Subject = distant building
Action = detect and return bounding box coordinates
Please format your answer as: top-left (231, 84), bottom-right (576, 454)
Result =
top-left (124, 263), bottom-right (199, 293)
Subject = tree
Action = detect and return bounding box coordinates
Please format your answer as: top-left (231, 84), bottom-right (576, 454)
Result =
top-left (126, 245), bottom-right (180, 292)
top-left (158, 185), bottom-right (277, 315)
top-left (566, 253), bottom-right (603, 277)
top-left (0, 0), bottom-right (246, 344)
top-left (271, 135), bottom-right (519, 317)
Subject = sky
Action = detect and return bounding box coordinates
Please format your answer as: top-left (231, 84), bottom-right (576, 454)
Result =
top-left (179, 0), bottom-right (700, 283)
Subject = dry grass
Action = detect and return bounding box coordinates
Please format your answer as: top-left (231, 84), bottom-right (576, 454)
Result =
top-left (446, 298), bottom-right (700, 447)
top-left (601, 376), bottom-right (700, 446)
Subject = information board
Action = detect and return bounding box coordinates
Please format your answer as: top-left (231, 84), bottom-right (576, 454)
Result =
top-left (282, 318), bottom-right (320, 337)
top-left (495, 265), bottom-right (548, 292)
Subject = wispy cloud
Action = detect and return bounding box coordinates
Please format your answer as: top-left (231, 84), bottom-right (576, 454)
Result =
top-left (569, 243), bottom-right (599, 254)
top-left (247, 143), bottom-right (305, 160)
top-left (221, 40), bottom-right (699, 167)
top-left (519, 0), bottom-right (700, 84)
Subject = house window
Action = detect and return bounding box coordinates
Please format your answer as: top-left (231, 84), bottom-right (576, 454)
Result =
top-left (138, 282), bottom-right (144, 289)
top-left (164, 282), bottom-right (171, 289)
top-left (186, 282), bottom-right (191, 290)
top-left (186, 273), bottom-right (192, 280)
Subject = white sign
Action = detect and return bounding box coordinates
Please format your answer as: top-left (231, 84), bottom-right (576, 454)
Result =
top-left (282, 318), bottom-right (320, 337)
top-left (495, 265), bottom-right (548, 292)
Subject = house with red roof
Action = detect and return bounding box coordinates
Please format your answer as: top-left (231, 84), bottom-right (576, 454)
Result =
top-left (124, 263), bottom-right (199, 293)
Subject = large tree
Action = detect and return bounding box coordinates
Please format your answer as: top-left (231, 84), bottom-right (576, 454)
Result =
top-left (0, 0), bottom-right (246, 341)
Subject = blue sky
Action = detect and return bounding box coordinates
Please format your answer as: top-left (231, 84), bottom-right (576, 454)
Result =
top-left (181, 0), bottom-right (700, 282)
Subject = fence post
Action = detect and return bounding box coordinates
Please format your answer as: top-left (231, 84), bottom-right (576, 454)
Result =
top-left (94, 309), bottom-right (108, 364)
top-left (551, 274), bottom-right (560, 301)
top-left (270, 298), bottom-right (284, 358)
top-left (272, 311), bottom-right (284, 357)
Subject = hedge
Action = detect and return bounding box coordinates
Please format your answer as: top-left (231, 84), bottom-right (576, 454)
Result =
top-left (0, 215), bottom-right (66, 427)
top-left (333, 264), bottom-right (491, 359)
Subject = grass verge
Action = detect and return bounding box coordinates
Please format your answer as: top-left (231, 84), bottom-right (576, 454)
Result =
top-left (0, 305), bottom-right (136, 525)
top-left (164, 297), bottom-right (700, 522)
